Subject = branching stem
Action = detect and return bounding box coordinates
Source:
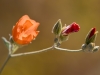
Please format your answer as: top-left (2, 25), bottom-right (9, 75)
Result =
top-left (0, 45), bottom-right (83, 75)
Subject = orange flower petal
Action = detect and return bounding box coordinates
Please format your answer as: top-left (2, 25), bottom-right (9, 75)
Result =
top-left (23, 20), bottom-right (33, 31)
top-left (16, 15), bottom-right (30, 26)
top-left (12, 15), bottom-right (40, 45)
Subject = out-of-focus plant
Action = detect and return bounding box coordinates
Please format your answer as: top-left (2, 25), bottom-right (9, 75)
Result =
top-left (0, 15), bottom-right (99, 74)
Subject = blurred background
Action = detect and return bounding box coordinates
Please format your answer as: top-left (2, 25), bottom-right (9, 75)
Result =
top-left (0, 0), bottom-right (100, 75)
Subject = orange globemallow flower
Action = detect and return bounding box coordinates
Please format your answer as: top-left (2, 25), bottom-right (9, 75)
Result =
top-left (12, 15), bottom-right (40, 45)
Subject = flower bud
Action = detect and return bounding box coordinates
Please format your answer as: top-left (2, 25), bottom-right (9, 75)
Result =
top-left (62, 22), bottom-right (80, 36)
top-left (85, 28), bottom-right (98, 45)
top-left (82, 28), bottom-right (99, 53)
top-left (52, 19), bottom-right (62, 36)
top-left (58, 22), bottom-right (80, 42)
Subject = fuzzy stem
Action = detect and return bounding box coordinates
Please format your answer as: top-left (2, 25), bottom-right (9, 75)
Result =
top-left (11, 46), bottom-right (53, 57)
top-left (55, 47), bottom-right (82, 52)
top-left (0, 55), bottom-right (11, 75)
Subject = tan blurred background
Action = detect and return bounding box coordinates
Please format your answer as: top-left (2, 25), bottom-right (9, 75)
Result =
top-left (0, 0), bottom-right (100, 75)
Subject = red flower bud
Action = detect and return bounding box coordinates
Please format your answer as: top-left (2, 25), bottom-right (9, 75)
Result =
top-left (85, 28), bottom-right (98, 45)
top-left (62, 22), bottom-right (80, 36)
top-left (88, 28), bottom-right (96, 38)
top-left (82, 28), bottom-right (99, 52)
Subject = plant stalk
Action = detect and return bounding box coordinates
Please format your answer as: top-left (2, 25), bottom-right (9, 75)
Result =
top-left (0, 54), bottom-right (11, 75)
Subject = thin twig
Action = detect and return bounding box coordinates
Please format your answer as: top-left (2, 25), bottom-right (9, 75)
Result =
top-left (55, 47), bottom-right (82, 52)
top-left (0, 41), bottom-right (12, 75)
top-left (0, 55), bottom-right (11, 75)
top-left (11, 46), bottom-right (53, 57)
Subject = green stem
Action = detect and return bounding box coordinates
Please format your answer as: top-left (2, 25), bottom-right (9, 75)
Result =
top-left (0, 55), bottom-right (11, 75)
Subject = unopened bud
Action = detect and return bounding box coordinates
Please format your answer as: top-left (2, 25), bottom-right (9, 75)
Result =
top-left (62, 22), bottom-right (80, 36)
top-left (85, 28), bottom-right (98, 45)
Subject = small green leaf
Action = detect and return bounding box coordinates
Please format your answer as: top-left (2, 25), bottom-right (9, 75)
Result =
top-left (52, 19), bottom-right (62, 36)
top-left (2, 37), bottom-right (11, 51)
